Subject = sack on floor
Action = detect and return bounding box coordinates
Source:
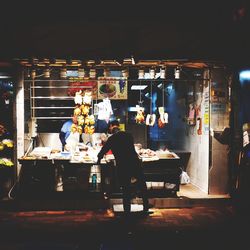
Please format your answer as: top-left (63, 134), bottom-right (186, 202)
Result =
top-left (180, 171), bottom-right (190, 184)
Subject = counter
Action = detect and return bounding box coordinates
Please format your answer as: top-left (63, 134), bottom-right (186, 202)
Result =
top-left (17, 146), bottom-right (182, 199)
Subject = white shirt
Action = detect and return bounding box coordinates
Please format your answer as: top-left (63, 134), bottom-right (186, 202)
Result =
top-left (97, 98), bottom-right (113, 122)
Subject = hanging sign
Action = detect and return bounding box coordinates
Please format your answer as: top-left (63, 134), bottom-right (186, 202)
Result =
top-left (97, 77), bottom-right (127, 100)
top-left (68, 80), bottom-right (98, 99)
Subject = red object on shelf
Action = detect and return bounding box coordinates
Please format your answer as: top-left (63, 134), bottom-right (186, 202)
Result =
top-left (106, 150), bottom-right (113, 155)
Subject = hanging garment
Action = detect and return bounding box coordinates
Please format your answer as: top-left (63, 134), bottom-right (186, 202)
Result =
top-left (97, 98), bottom-right (113, 123)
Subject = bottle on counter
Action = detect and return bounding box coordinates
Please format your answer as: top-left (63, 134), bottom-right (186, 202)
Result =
top-left (91, 173), bottom-right (97, 189)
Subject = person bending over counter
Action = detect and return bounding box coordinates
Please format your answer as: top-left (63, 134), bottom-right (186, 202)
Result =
top-left (97, 120), bottom-right (150, 215)
top-left (59, 115), bottom-right (78, 151)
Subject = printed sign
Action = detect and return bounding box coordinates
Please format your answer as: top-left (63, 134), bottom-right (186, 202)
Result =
top-left (97, 77), bottom-right (127, 100)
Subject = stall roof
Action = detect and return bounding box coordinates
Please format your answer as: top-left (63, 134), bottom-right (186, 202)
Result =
top-left (15, 58), bottom-right (223, 70)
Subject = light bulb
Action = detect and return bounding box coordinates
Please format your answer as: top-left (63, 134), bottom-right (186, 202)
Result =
top-left (138, 69), bottom-right (144, 79)
top-left (78, 68), bottom-right (85, 78)
top-left (60, 68), bottom-right (67, 78)
top-left (175, 67), bottom-right (180, 79)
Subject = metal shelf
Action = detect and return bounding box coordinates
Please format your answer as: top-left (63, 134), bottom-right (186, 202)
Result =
top-left (31, 107), bottom-right (74, 109)
top-left (31, 96), bottom-right (74, 99)
top-left (35, 117), bottom-right (72, 119)
top-left (31, 86), bottom-right (93, 89)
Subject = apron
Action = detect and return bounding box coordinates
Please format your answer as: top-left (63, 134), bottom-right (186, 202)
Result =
top-left (65, 132), bottom-right (79, 152)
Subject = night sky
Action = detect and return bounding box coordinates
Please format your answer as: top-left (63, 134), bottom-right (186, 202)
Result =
top-left (0, 0), bottom-right (249, 65)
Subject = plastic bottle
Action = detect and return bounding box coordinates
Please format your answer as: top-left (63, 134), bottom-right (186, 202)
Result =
top-left (92, 173), bottom-right (97, 189)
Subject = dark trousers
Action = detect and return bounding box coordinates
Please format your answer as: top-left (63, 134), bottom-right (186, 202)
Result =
top-left (95, 119), bottom-right (109, 133)
top-left (119, 166), bottom-right (149, 213)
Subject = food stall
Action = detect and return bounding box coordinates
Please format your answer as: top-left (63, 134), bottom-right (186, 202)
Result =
top-left (13, 58), bottom-right (232, 200)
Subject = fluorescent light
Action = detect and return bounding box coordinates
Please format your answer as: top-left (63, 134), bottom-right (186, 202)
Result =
top-left (131, 85), bottom-right (148, 90)
top-left (240, 70), bottom-right (250, 81)
top-left (0, 75), bottom-right (11, 79)
top-left (157, 83), bottom-right (163, 89)
top-left (144, 73), bottom-right (151, 79)
top-left (128, 107), bottom-right (138, 112)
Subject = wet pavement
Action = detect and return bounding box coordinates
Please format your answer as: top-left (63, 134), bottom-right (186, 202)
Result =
top-left (0, 197), bottom-right (250, 250)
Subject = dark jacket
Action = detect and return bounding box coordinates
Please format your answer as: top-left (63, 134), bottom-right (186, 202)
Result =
top-left (97, 131), bottom-right (141, 177)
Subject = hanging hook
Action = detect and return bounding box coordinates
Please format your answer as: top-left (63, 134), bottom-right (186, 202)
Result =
top-left (162, 82), bottom-right (164, 107)
top-left (138, 79), bottom-right (143, 106)
top-left (150, 81), bottom-right (152, 114)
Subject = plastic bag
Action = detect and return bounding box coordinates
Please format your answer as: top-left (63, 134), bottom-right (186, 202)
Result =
top-left (180, 171), bottom-right (190, 184)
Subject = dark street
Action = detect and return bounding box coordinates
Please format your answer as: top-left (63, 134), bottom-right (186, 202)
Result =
top-left (0, 198), bottom-right (249, 250)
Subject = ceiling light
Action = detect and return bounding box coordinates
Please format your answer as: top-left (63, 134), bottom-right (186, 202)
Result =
top-left (0, 72), bottom-right (12, 79)
top-left (160, 68), bottom-right (166, 79)
top-left (89, 69), bottom-right (96, 79)
top-left (157, 83), bottom-right (163, 89)
top-left (131, 85), bottom-right (148, 90)
top-left (0, 76), bottom-right (11, 79)
top-left (175, 67), bottom-right (180, 79)
top-left (149, 69), bottom-right (155, 79)
top-left (240, 70), bottom-right (250, 82)
top-left (43, 68), bottom-right (50, 78)
top-left (78, 68), bottom-right (85, 78)
top-left (31, 69), bottom-right (36, 79)
top-left (131, 56), bottom-right (135, 65)
top-left (138, 69), bottom-right (144, 79)
top-left (128, 106), bottom-right (139, 112)
top-left (60, 68), bottom-right (67, 78)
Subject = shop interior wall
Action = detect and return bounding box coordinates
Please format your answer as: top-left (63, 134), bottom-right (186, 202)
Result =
top-left (184, 81), bottom-right (209, 193)
top-left (147, 79), bottom-right (209, 193)
top-left (209, 68), bottom-right (230, 194)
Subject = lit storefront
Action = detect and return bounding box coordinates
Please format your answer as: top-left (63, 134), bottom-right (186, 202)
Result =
top-left (5, 58), bottom-right (238, 200)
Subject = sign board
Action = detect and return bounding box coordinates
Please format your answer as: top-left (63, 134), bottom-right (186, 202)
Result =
top-left (97, 77), bottom-right (127, 100)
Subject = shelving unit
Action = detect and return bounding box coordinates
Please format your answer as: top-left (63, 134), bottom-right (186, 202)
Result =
top-left (24, 76), bottom-right (128, 133)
